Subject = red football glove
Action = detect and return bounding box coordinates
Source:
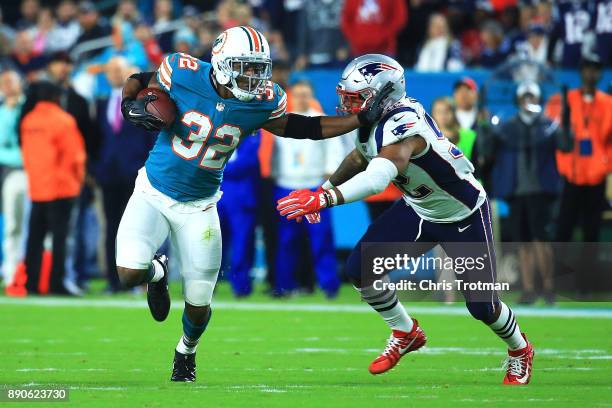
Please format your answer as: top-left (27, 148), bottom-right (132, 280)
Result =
top-left (301, 187), bottom-right (323, 224)
top-left (277, 188), bottom-right (334, 221)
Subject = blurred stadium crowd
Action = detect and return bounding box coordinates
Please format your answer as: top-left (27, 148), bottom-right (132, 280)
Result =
top-left (0, 0), bottom-right (610, 302)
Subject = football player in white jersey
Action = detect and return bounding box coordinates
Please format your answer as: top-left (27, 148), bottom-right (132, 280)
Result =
top-left (277, 54), bottom-right (534, 385)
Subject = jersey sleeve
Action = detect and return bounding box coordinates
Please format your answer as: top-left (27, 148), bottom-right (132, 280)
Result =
top-left (378, 107), bottom-right (422, 148)
top-left (267, 83), bottom-right (287, 120)
top-left (156, 52), bottom-right (202, 93)
top-left (156, 53), bottom-right (175, 92)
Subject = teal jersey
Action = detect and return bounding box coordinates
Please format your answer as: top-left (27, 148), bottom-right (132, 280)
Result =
top-left (145, 53), bottom-right (287, 201)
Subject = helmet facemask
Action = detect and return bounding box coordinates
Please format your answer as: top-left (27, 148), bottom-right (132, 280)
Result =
top-left (336, 85), bottom-right (373, 114)
top-left (219, 56), bottom-right (272, 101)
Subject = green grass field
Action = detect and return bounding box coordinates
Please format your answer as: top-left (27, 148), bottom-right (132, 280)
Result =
top-left (1, 283), bottom-right (611, 407)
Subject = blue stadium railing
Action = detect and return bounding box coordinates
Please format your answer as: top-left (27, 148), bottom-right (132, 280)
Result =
top-left (290, 68), bottom-right (612, 117)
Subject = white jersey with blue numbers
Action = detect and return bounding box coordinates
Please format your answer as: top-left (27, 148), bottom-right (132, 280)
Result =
top-left (145, 53), bottom-right (287, 201)
top-left (355, 97), bottom-right (486, 223)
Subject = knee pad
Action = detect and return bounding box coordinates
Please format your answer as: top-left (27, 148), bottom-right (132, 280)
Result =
top-left (183, 272), bottom-right (218, 306)
top-left (466, 301), bottom-right (497, 324)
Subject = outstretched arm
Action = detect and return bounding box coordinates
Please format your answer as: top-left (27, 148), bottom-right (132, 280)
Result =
top-left (277, 136), bottom-right (427, 220)
top-left (329, 136), bottom-right (425, 205)
top-left (289, 148), bottom-right (368, 225)
top-left (263, 82), bottom-right (395, 140)
top-left (262, 113), bottom-right (362, 139)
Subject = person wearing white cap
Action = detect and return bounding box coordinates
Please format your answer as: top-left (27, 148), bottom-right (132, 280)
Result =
top-left (487, 81), bottom-right (572, 305)
top-left (516, 82), bottom-right (542, 124)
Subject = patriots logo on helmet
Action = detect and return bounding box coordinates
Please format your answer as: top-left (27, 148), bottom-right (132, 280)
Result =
top-left (358, 63), bottom-right (398, 84)
top-left (391, 122), bottom-right (416, 136)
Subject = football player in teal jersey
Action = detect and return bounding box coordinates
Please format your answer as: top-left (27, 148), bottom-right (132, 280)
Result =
top-left (117, 26), bottom-right (391, 382)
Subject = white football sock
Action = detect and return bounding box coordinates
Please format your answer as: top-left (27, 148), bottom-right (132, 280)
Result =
top-left (357, 280), bottom-right (414, 333)
top-left (489, 301), bottom-right (527, 350)
top-left (149, 258), bottom-right (165, 283)
top-left (176, 335), bottom-right (198, 355)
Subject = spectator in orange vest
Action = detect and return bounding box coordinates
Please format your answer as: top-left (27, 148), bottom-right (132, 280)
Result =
top-left (21, 82), bottom-right (86, 295)
top-left (545, 56), bottom-right (612, 242)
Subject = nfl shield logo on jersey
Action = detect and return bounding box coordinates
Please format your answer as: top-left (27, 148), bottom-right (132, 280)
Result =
top-left (216, 102), bottom-right (225, 112)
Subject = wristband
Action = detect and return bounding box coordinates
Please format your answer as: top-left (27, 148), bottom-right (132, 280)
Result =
top-left (322, 189), bottom-right (338, 207)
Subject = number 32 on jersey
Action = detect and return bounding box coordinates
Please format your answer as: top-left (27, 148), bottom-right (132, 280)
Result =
top-left (171, 110), bottom-right (241, 169)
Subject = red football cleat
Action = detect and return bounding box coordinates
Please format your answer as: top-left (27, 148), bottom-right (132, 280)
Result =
top-left (503, 333), bottom-right (534, 385)
top-left (368, 318), bottom-right (426, 375)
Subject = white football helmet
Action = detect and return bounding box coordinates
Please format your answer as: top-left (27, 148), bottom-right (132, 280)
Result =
top-left (337, 54), bottom-right (406, 114)
top-left (211, 26), bottom-right (272, 102)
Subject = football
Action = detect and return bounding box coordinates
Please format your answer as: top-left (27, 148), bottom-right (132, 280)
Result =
top-left (136, 87), bottom-right (177, 128)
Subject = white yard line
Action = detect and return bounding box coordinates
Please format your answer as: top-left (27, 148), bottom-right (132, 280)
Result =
top-left (9, 365), bottom-right (601, 375)
top-left (14, 368), bottom-right (108, 372)
top-left (0, 296), bottom-right (611, 318)
top-left (288, 346), bottom-right (612, 360)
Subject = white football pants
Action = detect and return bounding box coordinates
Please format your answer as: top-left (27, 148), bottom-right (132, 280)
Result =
top-left (116, 169), bottom-right (222, 306)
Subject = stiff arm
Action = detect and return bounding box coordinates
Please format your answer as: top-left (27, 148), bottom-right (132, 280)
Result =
top-left (262, 113), bottom-right (362, 140)
top-left (262, 81), bottom-right (396, 140)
